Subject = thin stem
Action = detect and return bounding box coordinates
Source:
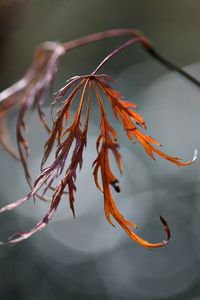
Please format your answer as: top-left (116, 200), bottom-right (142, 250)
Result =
top-left (145, 47), bottom-right (200, 87)
top-left (61, 28), bottom-right (200, 88)
top-left (62, 28), bottom-right (149, 51)
top-left (92, 37), bottom-right (141, 75)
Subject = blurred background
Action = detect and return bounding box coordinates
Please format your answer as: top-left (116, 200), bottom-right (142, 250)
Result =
top-left (0, 0), bottom-right (200, 299)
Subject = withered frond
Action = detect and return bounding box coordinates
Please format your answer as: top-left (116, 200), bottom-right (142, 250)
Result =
top-left (0, 73), bottom-right (195, 247)
top-left (96, 76), bottom-right (194, 167)
top-left (0, 42), bottom-right (65, 187)
top-left (92, 78), bottom-right (171, 248)
top-left (0, 77), bottom-right (91, 244)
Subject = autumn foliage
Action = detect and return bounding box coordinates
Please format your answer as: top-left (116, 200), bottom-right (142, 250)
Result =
top-left (0, 29), bottom-right (197, 248)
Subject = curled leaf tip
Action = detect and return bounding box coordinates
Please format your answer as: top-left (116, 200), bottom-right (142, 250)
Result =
top-left (192, 148), bottom-right (198, 162)
top-left (160, 214), bottom-right (171, 242)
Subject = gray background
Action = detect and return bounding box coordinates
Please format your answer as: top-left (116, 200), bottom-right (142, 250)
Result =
top-left (0, 1), bottom-right (200, 299)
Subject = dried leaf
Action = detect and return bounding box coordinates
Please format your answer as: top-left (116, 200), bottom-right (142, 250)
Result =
top-left (0, 73), bottom-right (194, 247)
